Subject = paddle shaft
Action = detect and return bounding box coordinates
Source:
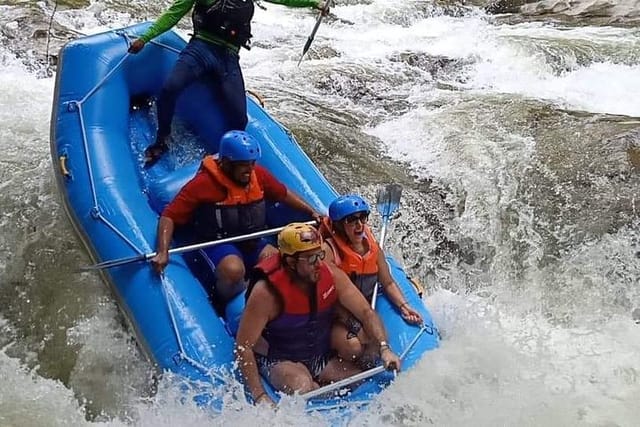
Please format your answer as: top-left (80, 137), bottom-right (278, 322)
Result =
top-left (370, 214), bottom-right (391, 309)
top-left (80, 221), bottom-right (316, 271)
top-left (301, 325), bottom-right (425, 400)
top-left (297, 0), bottom-right (332, 65)
top-left (302, 366), bottom-right (385, 400)
top-left (378, 217), bottom-right (390, 250)
top-left (370, 184), bottom-right (403, 309)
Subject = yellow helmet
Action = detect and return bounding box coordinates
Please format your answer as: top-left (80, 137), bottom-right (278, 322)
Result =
top-left (278, 223), bottom-right (322, 256)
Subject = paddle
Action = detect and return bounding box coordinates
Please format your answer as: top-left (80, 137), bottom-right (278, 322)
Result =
top-left (297, 0), bottom-right (332, 66)
top-left (303, 365), bottom-right (386, 400)
top-left (301, 323), bottom-right (425, 401)
top-left (79, 220), bottom-right (317, 271)
top-left (370, 183), bottom-right (403, 310)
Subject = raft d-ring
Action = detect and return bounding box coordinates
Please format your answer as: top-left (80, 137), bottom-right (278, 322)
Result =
top-left (59, 155), bottom-right (71, 178)
top-left (246, 89), bottom-right (265, 108)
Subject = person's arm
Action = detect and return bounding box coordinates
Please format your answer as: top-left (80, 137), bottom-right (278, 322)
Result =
top-left (235, 281), bottom-right (278, 405)
top-left (321, 241), bottom-right (336, 264)
top-left (375, 244), bottom-right (422, 324)
top-left (129, 0), bottom-right (196, 53)
top-left (331, 265), bottom-right (401, 371)
top-left (150, 171), bottom-right (222, 273)
top-left (141, 0), bottom-right (196, 42)
top-left (150, 216), bottom-right (175, 274)
top-left (282, 189), bottom-right (322, 221)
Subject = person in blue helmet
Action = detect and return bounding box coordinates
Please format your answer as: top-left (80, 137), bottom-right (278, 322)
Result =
top-left (319, 194), bottom-right (422, 365)
top-left (151, 130), bottom-right (321, 303)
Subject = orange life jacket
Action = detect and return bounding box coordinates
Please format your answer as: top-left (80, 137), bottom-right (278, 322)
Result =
top-left (321, 217), bottom-right (380, 300)
top-left (192, 156), bottom-right (266, 239)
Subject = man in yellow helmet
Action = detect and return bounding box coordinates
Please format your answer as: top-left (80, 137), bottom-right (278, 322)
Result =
top-left (235, 222), bottom-right (401, 405)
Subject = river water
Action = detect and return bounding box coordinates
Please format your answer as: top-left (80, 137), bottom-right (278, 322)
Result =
top-left (1, 0), bottom-right (639, 425)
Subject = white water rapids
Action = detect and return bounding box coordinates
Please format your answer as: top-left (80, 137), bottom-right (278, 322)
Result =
top-left (1, 0), bottom-right (639, 425)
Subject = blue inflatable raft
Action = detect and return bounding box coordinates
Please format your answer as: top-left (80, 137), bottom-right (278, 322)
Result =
top-left (50, 23), bottom-right (439, 419)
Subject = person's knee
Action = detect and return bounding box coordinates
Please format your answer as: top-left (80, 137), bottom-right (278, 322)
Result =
top-left (271, 363), bottom-right (317, 395)
top-left (332, 324), bottom-right (364, 361)
top-left (161, 67), bottom-right (193, 96)
top-left (258, 244), bottom-right (278, 262)
top-left (217, 257), bottom-right (245, 284)
top-left (283, 372), bottom-right (316, 394)
top-left (346, 338), bottom-right (365, 360)
top-left (338, 337), bottom-right (364, 361)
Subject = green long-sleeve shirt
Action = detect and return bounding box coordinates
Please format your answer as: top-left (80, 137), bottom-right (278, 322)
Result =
top-left (140, 0), bottom-right (230, 50)
top-left (140, 0), bottom-right (322, 53)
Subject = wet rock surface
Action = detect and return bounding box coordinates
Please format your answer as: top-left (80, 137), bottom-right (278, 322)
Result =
top-left (485, 0), bottom-right (538, 14)
top-left (0, 3), bottom-right (78, 76)
top-left (520, 0), bottom-right (640, 25)
top-left (482, 0), bottom-right (640, 26)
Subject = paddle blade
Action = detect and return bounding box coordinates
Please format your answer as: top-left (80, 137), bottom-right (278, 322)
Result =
top-left (297, 0), bottom-right (331, 66)
top-left (376, 183), bottom-right (403, 219)
top-left (297, 36), bottom-right (314, 66)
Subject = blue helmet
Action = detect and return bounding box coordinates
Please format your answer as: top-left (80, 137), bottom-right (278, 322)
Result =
top-left (329, 194), bottom-right (370, 221)
top-left (219, 130), bottom-right (261, 162)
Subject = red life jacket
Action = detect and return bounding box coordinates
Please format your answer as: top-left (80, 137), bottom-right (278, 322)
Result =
top-left (192, 156), bottom-right (266, 240)
top-left (247, 253), bottom-right (337, 361)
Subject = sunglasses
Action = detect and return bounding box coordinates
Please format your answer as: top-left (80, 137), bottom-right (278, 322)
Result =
top-left (344, 212), bottom-right (369, 225)
top-left (297, 250), bottom-right (326, 265)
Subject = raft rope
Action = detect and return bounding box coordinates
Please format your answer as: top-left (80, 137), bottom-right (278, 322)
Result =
top-left (71, 30), bottom-right (264, 257)
top-left (72, 32), bottom-right (180, 257)
top-left (71, 52), bottom-right (143, 256)
top-left (45, 0), bottom-right (58, 76)
top-left (160, 277), bottom-right (229, 385)
top-left (72, 40), bottom-right (227, 389)
top-left (117, 30), bottom-right (181, 54)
